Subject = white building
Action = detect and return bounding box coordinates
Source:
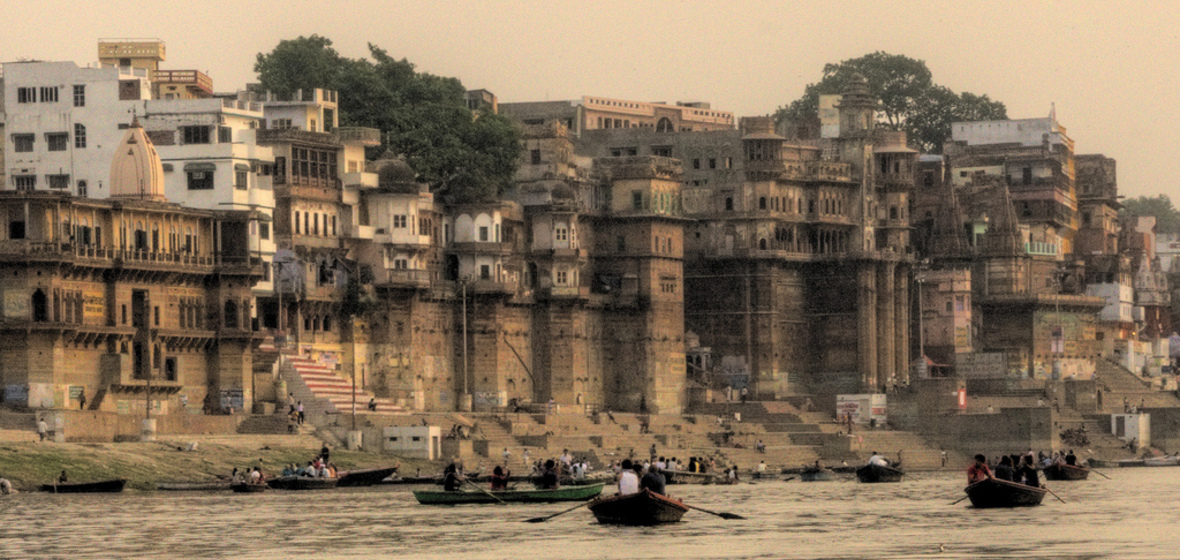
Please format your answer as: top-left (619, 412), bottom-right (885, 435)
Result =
top-left (2, 60), bottom-right (151, 197)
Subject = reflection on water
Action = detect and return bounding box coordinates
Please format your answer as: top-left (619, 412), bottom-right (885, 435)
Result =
top-left (1, 468), bottom-right (1177, 559)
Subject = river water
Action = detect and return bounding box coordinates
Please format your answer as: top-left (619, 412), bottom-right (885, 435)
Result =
top-left (0, 468), bottom-right (1174, 559)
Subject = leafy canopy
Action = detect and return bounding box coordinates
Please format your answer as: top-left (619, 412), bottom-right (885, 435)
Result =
top-left (774, 52), bottom-right (1007, 153)
top-left (255, 35), bottom-right (521, 203)
top-left (1122, 194), bottom-right (1180, 235)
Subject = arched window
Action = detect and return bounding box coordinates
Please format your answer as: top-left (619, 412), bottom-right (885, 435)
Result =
top-left (655, 117), bottom-right (674, 132)
top-left (32, 289), bottom-right (48, 322)
top-left (725, 197), bottom-right (734, 211)
top-left (759, 197), bottom-right (767, 210)
top-left (759, 238), bottom-right (767, 250)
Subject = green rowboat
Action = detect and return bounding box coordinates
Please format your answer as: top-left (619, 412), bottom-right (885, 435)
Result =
top-left (413, 483), bottom-right (605, 505)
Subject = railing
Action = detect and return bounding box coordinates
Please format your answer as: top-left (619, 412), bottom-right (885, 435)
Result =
top-left (0, 240), bottom-right (262, 269)
top-left (1024, 242), bottom-right (1058, 256)
top-left (152, 70), bottom-right (213, 95)
top-left (378, 269), bottom-right (431, 286)
top-left (257, 128), bottom-right (340, 146)
top-left (220, 97), bottom-right (262, 112)
top-left (332, 127), bottom-right (381, 146)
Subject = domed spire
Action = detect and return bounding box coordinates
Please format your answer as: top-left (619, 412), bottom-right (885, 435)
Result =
top-left (109, 116), bottom-right (166, 201)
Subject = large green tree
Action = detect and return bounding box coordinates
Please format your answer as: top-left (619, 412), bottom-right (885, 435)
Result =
top-left (774, 52), bottom-right (1007, 153)
top-left (255, 36), bottom-right (520, 203)
top-left (1122, 194), bottom-right (1180, 235)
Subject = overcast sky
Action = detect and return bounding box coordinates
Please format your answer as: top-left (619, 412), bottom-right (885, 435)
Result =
top-left (2, 0), bottom-right (1175, 199)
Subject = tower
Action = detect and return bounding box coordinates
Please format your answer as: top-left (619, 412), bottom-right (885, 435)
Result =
top-left (109, 117), bottom-right (167, 202)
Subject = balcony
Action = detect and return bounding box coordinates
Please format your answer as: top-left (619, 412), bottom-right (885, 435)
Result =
top-left (876, 171), bottom-right (914, 190)
top-left (450, 241), bottom-right (513, 255)
top-left (257, 128), bottom-right (340, 148)
top-left (539, 285), bottom-right (590, 300)
top-left (0, 241), bottom-right (263, 273)
top-left (345, 224), bottom-right (375, 240)
top-left (342, 171), bottom-right (378, 189)
top-left (332, 127), bottom-right (381, 147)
top-left (469, 278), bottom-right (516, 295)
top-left (530, 247), bottom-right (588, 260)
top-left (375, 268), bottom-right (432, 289)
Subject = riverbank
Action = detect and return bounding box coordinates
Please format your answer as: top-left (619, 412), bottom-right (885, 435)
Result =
top-left (0, 437), bottom-right (438, 492)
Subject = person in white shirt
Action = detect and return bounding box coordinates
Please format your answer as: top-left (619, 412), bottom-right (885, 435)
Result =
top-left (868, 452), bottom-right (888, 467)
top-left (655, 457), bottom-right (667, 471)
top-left (617, 459), bottom-right (640, 495)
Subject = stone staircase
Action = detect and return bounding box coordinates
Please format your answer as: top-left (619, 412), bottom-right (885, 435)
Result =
top-left (280, 354), bottom-right (403, 417)
top-left (1095, 359), bottom-right (1180, 411)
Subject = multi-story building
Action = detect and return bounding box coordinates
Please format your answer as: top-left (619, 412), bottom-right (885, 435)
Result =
top-left (0, 119), bottom-right (263, 413)
top-left (97, 38), bottom-right (212, 101)
top-left (500, 96), bottom-right (735, 136)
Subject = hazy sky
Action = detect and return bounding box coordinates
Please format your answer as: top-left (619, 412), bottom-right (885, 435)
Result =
top-left (2, 0), bottom-right (1176, 200)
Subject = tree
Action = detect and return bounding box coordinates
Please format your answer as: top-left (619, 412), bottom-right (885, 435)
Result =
top-left (1122, 194), bottom-right (1180, 235)
top-left (255, 37), bottom-right (521, 203)
top-left (774, 52), bottom-right (1007, 153)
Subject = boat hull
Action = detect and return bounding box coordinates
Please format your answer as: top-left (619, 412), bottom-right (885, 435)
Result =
top-left (1142, 457), bottom-right (1179, 467)
top-left (964, 478), bottom-right (1047, 508)
top-left (856, 464), bottom-right (904, 483)
top-left (40, 479), bottom-right (126, 493)
top-left (659, 469), bottom-right (720, 485)
top-left (413, 483), bottom-right (604, 505)
top-left (1042, 463), bottom-right (1090, 480)
top-left (799, 469), bottom-right (835, 482)
top-left (231, 483), bottom-right (268, 493)
top-left (588, 490), bottom-right (688, 525)
top-left (266, 476), bottom-right (339, 490)
top-left (337, 467), bottom-right (399, 487)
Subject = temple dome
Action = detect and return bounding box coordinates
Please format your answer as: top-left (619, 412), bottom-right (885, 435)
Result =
top-left (109, 117), bottom-right (166, 201)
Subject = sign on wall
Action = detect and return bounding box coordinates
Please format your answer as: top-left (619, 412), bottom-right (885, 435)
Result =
top-left (3, 291), bottom-right (28, 318)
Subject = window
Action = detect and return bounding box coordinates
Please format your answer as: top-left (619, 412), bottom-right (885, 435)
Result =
top-left (273, 156), bottom-right (286, 184)
top-left (759, 197), bottom-right (767, 210)
top-left (555, 227), bottom-right (568, 242)
top-left (74, 124), bottom-right (87, 148)
top-left (234, 170), bottom-right (248, 190)
top-left (17, 87), bottom-right (36, 103)
top-left (652, 146), bottom-right (672, 157)
top-left (73, 85), bottom-right (85, 107)
top-left (693, 159), bottom-right (701, 169)
top-left (530, 150), bottom-right (541, 164)
top-left (218, 126), bottom-right (232, 144)
top-left (478, 226), bottom-right (489, 242)
top-left (725, 197), bottom-right (734, 211)
top-left (259, 223), bottom-right (269, 240)
top-left (40, 87), bottom-right (58, 103)
top-left (187, 171), bottom-right (213, 190)
top-left (709, 158), bottom-right (717, 169)
top-left (9, 220), bottom-right (26, 239)
top-left (272, 119), bottom-right (293, 129)
top-left (14, 176), bottom-right (35, 191)
top-left (616, 236), bottom-right (626, 252)
top-left (11, 133), bottom-right (34, 152)
top-left (556, 270), bottom-right (568, 285)
top-left (48, 175), bottom-right (69, 189)
top-left (393, 258), bottom-right (408, 269)
top-left (77, 180), bottom-right (88, 197)
top-left (393, 215), bottom-right (407, 228)
top-left (1021, 167), bottom-right (1032, 185)
top-left (180, 126), bottom-right (211, 144)
top-left (46, 133), bottom-right (68, 151)
top-left (632, 191), bottom-right (643, 211)
top-left (480, 264), bottom-right (491, 279)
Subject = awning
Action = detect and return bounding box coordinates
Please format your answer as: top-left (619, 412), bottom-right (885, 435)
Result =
top-left (234, 163), bottom-right (251, 171)
top-left (183, 162), bottom-right (216, 172)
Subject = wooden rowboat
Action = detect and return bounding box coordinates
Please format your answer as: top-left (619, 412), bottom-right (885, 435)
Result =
top-left (856, 463), bottom-right (904, 483)
top-left (266, 476), bottom-right (339, 490)
top-left (413, 483), bottom-right (604, 505)
top-left (659, 469), bottom-right (721, 485)
top-left (964, 477), bottom-right (1046, 508)
top-left (40, 479), bottom-right (126, 493)
top-left (230, 482), bottom-right (268, 493)
top-left (1042, 463), bottom-right (1090, 481)
top-left (1142, 456), bottom-right (1180, 467)
top-left (587, 489), bottom-right (688, 525)
top-left (337, 466), bottom-right (399, 487)
top-left (799, 468), bottom-right (835, 482)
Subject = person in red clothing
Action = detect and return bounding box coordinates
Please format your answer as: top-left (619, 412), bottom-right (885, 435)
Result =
top-left (967, 454), bottom-right (992, 484)
top-left (490, 465), bottom-right (511, 491)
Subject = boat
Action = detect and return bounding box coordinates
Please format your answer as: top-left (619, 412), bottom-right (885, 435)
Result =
top-left (156, 482), bottom-right (231, 491)
top-left (413, 482), bottom-right (605, 505)
top-left (266, 476), bottom-right (339, 490)
top-left (230, 482), bottom-right (268, 493)
top-left (40, 479), bottom-right (126, 493)
top-left (1142, 455), bottom-right (1179, 467)
top-left (799, 468), bottom-right (835, 482)
top-left (1085, 458), bottom-right (1121, 468)
top-left (1042, 463), bottom-right (1090, 481)
top-left (659, 469), bottom-right (721, 485)
top-left (855, 463), bottom-right (904, 483)
top-left (337, 466), bottom-right (399, 487)
top-left (963, 478), bottom-right (1047, 508)
top-left (587, 489), bottom-right (689, 525)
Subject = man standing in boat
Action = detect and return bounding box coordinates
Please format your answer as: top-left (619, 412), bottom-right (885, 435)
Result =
top-left (538, 460), bottom-right (560, 489)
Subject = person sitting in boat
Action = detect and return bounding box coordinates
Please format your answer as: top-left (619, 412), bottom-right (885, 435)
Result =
top-left (1017, 455), bottom-right (1041, 487)
top-left (442, 464), bottom-right (463, 491)
top-left (490, 466), bottom-right (511, 491)
top-left (639, 463), bottom-right (666, 495)
top-left (58, 470), bottom-right (68, 484)
top-left (538, 460), bottom-right (560, 490)
top-left (967, 454), bottom-right (991, 484)
top-left (868, 452), bottom-right (889, 467)
top-left (281, 464), bottom-right (295, 477)
top-left (250, 467), bottom-right (263, 484)
top-left (993, 455), bottom-right (1015, 482)
top-left (0, 478), bottom-right (10, 495)
top-left (1065, 450), bottom-right (1077, 466)
top-left (617, 459), bottom-right (640, 495)
top-left (230, 468), bottom-right (243, 485)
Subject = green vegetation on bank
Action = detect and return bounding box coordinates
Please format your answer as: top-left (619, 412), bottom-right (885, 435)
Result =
top-left (0, 441), bottom-right (436, 492)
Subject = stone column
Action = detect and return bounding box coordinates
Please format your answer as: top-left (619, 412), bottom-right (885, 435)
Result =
top-left (894, 265), bottom-right (910, 383)
top-left (858, 264), bottom-right (878, 392)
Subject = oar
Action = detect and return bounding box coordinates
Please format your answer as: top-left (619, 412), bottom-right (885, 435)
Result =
top-left (1043, 485), bottom-right (1067, 504)
top-left (463, 478), bottom-right (507, 505)
top-left (782, 475), bottom-right (797, 482)
top-left (524, 502), bottom-right (586, 523)
top-left (949, 494), bottom-right (970, 506)
top-left (1090, 469), bottom-right (1112, 480)
top-left (683, 503), bottom-right (745, 520)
